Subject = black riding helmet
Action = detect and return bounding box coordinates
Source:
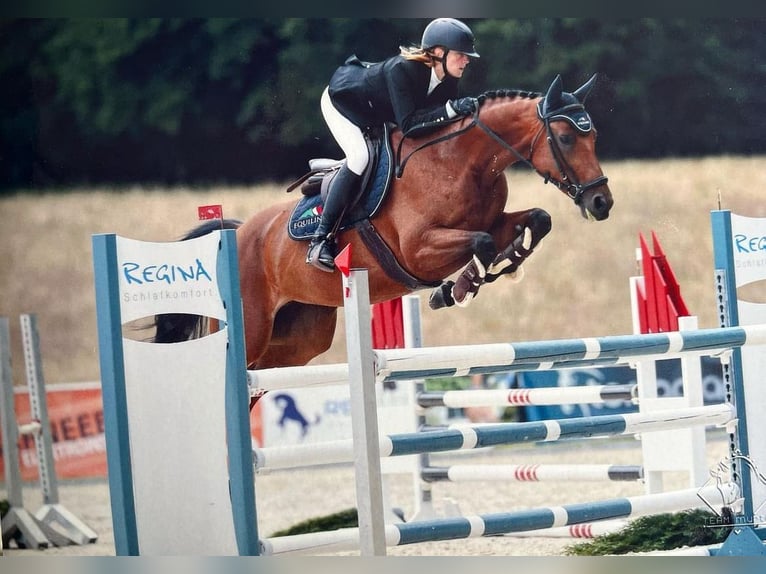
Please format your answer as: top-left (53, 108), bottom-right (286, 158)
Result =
top-left (421, 18), bottom-right (480, 58)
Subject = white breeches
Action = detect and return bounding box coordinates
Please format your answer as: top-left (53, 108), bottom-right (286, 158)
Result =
top-left (320, 87), bottom-right (369, 176)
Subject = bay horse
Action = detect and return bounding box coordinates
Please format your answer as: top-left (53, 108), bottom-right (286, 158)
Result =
top-left (153, 74), bottom-right (613, 401)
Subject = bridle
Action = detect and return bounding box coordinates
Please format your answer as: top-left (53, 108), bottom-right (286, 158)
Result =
top-left (474, 101), bottom-right (608, 205)
top-left (395, 97), bottom-right (608, 207)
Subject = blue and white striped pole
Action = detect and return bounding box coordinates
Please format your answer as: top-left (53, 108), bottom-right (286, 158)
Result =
top-left (260, 482), bottom-right (738, 554)
top-left (381, 404), bottom-right (733, 457)
top-left (374, 324), bottom-right (766, 382)
top-left (254, 403), bottom-right (733, 470)
top-left (247, 324), bottom-right (766, 392)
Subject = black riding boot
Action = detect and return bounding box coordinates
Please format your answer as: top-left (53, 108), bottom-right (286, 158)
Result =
top-left (306, 164), bottom-right (361, 272)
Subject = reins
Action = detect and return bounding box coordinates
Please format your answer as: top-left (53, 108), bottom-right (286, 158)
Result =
top-left (394, 116), bottom-right (476, 178)
top-left (394, 98), bottom-right (608, 206)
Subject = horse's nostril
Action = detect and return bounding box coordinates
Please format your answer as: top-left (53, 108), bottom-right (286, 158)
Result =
top-left (595, 197), bottom-right (604, 212)
top-left (593, 194), bottom-right (610, 213)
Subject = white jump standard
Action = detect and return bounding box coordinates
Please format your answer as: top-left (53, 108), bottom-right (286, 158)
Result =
top-left (92, 230), bottom-right (258, 556)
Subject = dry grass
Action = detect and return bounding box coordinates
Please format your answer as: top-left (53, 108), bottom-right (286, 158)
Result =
top-left (1, 156), bottom-right (765, 387)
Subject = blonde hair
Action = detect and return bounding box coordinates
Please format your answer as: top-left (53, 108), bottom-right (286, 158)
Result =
top-left (399, 45), bottom-right (434, 65)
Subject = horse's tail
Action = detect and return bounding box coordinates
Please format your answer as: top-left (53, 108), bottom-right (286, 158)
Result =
top-left (151, 218), bottom-right (243, 344)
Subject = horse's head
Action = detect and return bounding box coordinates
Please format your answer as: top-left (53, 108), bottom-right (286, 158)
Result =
top-left (532, 74), bottom-right (613, 221)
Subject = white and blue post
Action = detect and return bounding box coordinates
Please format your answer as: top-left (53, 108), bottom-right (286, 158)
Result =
top-left (92, 230), bottom-right (259, 555)
top-left (711, 209), bottom-right (766, 552)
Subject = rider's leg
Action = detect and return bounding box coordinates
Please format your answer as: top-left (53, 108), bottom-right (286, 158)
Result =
top-left (307, 88), bottom-right (368, 272)
top-left (306, 164), bottom-right (361, 271)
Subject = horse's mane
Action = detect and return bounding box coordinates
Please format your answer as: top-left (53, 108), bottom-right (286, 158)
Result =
top-left (476, 89), bottom-right (542, 106)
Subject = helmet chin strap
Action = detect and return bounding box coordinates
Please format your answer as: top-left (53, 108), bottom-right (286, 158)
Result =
top-left (431, 49), bottom-right (453, 79)
top-left (440, 48), bottom-right (451, 78)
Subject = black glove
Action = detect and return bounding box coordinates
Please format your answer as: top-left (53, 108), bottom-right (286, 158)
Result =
top-left (449, 97), bottom-right (478, 116)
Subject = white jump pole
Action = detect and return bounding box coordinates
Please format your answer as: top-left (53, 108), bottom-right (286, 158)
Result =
top-left (339, 256), bottom-right (387, 556)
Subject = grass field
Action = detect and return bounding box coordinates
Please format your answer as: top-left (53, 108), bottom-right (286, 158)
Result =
top-left (1, 155), bottom-right (765, 387)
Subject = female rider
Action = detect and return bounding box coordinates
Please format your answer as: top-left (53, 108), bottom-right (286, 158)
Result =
top-left (307, 18), bottom-right (481, 271)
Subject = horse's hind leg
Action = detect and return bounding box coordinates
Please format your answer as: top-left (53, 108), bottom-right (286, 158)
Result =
top-left (254, 302), bottom-right (338, 368)
top-left (249, 302), bottom-right (338, 409)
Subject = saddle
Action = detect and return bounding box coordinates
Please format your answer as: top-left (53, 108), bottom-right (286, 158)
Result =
top-left (286, 124), bottom-right (393, 241)
top-left (286, 124), bottom-right (439, 290)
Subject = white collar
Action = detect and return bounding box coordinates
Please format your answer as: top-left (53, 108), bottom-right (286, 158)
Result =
top-left (428, 67), bottom-right (442, 95)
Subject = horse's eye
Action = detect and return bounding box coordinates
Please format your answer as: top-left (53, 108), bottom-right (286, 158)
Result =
top-left (558, 133), bottom-right (574, 146)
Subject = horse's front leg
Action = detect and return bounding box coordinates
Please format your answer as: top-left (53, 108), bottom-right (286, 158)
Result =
top-left (428, 208), bottom-right (551, 310)
top-left (426, 231), bottom-right (500, 310)
top-left (485, 208), bottom-right (552, 282)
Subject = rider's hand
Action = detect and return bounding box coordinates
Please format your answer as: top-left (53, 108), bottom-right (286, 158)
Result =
top-left (448, 97), bottom-right (478, 117)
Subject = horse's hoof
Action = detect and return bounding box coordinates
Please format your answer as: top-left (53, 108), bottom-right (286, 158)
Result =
top-left (429, 281), bottom-right (455, 309)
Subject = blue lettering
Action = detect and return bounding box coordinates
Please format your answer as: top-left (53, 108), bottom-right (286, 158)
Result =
top-left (142, 265), bottom-right (157, 283)
top-left (155, 264), bottom-right (172, 284)
top-left (122, 262), bottom-right (142, 285)
top-left (177, 265), bottom-right (195, 282)
top-left (121, 259), bottom-right (212, 285)
top-left (324, 399), bottom-right (351, 416)
top-left (194, 259), bottom-right (212, 281)
top-left (734, 234), bottom-right (766, 254)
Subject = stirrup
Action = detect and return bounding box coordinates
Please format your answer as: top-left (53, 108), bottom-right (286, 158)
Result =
top-left (306, 238), bottom-right (336, 272)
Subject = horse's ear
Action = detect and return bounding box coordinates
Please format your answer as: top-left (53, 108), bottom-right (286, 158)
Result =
top-left (572, 73), bottom-right (598, 103)
top-left (543, 75), bottom-right (564, 112)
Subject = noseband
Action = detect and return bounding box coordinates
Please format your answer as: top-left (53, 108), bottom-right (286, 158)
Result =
top-left (473, 103), bottom-right (608, 205)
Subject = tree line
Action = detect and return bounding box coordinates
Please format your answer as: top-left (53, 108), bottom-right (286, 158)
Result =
top-left (1, 18), bottom-right (764, 191)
